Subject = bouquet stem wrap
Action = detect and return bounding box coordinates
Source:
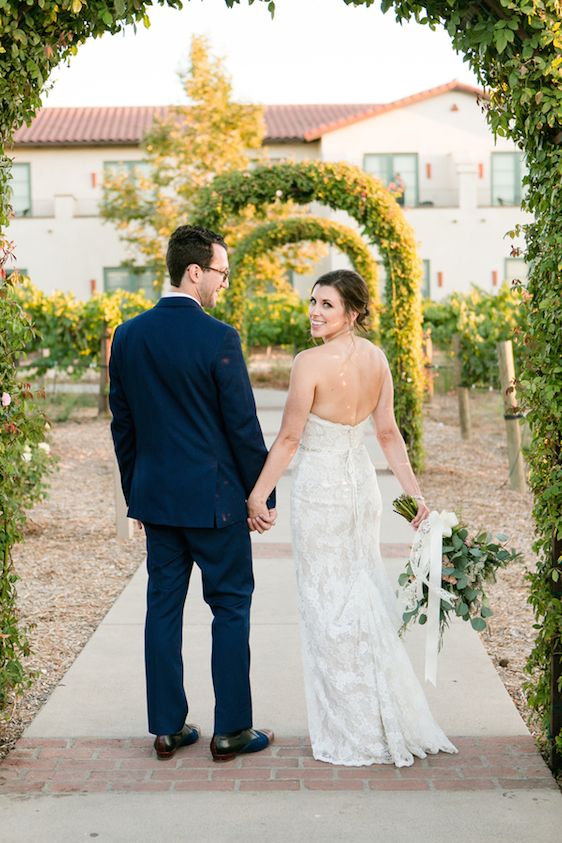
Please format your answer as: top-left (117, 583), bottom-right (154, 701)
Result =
top-left (406, 511), bottom-right (459, 686)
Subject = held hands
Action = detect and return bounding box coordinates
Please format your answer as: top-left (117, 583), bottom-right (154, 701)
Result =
top-left (247, 493), bottom-right (277, 533)
top-left (248, 509), bottom-right (277, 533)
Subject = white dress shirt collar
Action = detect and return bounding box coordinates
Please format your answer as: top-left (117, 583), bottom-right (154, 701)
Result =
top-left (161, 291), bottom-right (202, 307)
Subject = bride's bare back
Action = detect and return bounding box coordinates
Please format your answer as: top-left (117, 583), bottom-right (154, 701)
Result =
top-left (247, 275), bottom-right (428, 533)
top-left (306, 336), bottom-right (388, 426)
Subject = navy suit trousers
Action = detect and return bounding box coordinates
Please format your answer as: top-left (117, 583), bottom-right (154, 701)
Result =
top-left (143, 521), bottom-right (254, 736)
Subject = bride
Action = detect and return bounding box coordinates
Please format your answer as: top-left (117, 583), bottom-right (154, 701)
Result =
top-left (247, 269), bottom-right (457, 768)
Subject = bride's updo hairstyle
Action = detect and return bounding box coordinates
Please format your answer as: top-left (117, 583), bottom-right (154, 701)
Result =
top-left (312, 269), bottom-right (370, 333)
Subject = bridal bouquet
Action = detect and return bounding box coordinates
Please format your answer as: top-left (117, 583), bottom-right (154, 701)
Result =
top-left (392, 494), bottom-right (521, 679)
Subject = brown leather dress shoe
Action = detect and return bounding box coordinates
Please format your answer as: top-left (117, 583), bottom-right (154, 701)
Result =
top-left (154, 723), bottom-right (201, 760)
top-left (210, 728), bottom-right (274, 763)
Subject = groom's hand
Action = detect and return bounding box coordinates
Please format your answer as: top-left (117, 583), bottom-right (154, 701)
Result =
top-left (247, 504), bottom-right (277, 534)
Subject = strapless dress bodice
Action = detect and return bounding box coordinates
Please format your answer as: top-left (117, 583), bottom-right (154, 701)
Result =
top-left (300, 413), bottom-right (368, 454)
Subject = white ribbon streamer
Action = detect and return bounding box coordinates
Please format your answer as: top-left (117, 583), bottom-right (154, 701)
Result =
top-left (402, 510), bottom-right (458, 686)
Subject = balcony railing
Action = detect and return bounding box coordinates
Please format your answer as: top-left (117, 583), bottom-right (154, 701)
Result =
top-left (11, 191), bottom-right (525, 220)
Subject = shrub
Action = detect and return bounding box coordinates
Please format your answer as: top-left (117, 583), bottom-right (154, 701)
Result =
top-left (422, 284), bottom-right (526, 389)
top-left (214, 286), bottom-right (310, 351)
top-left (0, 277), bottom-right (54, 711)
top-left (14, 279), bottom-right (152, 378)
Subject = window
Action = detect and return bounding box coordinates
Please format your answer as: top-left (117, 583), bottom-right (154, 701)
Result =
top-left (5, 267), bottom-right (28, 279)
top-left (491, 153), bottom-right (528, 206)
top-left (421, 260), bottom-right (431, 299)
top-left (11, 163), bottom-right (31, 216)
top-left (103, 160), bottom-right (153, 200)
top-left (103, 160), bottom-right (152, 181)
top-left (504, 258), bottom-right (528, 285)
top-left (363, 154), bottom-right (418, 207)
top-left (103, 267), bottom-right (156, 299)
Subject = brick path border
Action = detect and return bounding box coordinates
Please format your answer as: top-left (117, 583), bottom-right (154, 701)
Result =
top-left (0, 736), bottom-right (557, 795)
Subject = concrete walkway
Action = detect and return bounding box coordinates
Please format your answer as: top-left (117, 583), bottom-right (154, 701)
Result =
top-left (1, 388), bottom-right (560, 842)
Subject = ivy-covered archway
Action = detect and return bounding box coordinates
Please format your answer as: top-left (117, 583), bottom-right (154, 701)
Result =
top-left (193, 160), bottom-right (424, 468)
top-left (228, 215), bottom-right (380, 339)
top-left (1, 0), bottom-right (561, 768)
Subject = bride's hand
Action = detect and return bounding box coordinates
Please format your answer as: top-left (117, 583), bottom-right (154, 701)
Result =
top-left (248, 508), bottom-right (277, 534)
top-left (411, 500), bottom-right (430, 530)
top-left (247, 492), bottom-right (267, 519)
top-left (247, 494), bottom-right (276, 533)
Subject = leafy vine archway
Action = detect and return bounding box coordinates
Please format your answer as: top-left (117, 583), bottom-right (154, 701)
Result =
top-left (228, 215), bottom-right (380, 339)
top-left (193, 160), bottom-right (424, 468)
top-left (0, 0), bottom-right (560, 768)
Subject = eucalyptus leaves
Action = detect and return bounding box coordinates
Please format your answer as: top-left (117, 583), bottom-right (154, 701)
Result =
top-left (393, 494), bottom-right (521, 643)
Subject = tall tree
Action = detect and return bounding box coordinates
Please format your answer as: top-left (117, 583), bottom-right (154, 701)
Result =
top-left (101, 35), bottom-right (324, 294)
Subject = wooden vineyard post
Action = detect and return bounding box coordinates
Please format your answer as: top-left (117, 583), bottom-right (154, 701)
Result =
top-left (496, 340), bottom-right (526, 493)
top-left (452, 335), bottom-right (471, 440)
top-left (98, 322), bottom-right (111, 417)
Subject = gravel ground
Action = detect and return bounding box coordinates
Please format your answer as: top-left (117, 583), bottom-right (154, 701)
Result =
top-left (0, 388), bottom-right (543, 761)
top-left (1, 410), bottom-right (145, 760)
top-left (421, 392), bottom-right (542, 745)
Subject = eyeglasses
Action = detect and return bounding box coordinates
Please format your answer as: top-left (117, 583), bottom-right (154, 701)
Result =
top-left (198, 264), bottom-right (230, 282)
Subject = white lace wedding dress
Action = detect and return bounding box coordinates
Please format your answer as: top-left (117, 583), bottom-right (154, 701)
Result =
top-left (291, 413), bottom-right (458, 767)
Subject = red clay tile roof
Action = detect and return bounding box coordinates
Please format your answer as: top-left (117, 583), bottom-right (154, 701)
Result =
top-left (13, 105), bottom-right (170, 146)
top-left (13, 81), bottom-right (485, 147)
top-left (265, 103), bottom-right (378, 142)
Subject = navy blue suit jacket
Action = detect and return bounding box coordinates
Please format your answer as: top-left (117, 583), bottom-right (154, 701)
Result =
top-left (109, 296), bottom-right (274, 528)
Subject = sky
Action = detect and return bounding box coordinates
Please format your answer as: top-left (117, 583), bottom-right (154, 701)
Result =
top-left (44, 0), bottom-right (480, 108)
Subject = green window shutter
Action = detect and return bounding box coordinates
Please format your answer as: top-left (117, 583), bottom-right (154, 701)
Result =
top-left (103, 267), bottom-right (156, 299)
top-left (363, 153), bottom-right (418, 207)
top-left (103, 160), bottom-right (152, 190)
top-left (491, 152), bottom-right (527, 206)
top-left (5, 267), bottom-right (28, 278)
top-left (11, 163), bottom-right (31, 216)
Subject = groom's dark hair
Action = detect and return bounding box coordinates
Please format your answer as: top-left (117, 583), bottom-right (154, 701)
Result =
top-left (167, 225), bottom-right (227, 287)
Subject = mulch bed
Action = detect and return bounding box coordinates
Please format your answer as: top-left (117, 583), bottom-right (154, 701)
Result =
top-left (0, 387), bottom-right (545, 765)
top-left (422, 391), bottom-right (541, 744)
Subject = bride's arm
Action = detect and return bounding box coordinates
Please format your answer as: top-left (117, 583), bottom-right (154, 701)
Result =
top-left (371, 359), bottom-right (429, 529)
top-left (247, 352), bottom-right (316, 529)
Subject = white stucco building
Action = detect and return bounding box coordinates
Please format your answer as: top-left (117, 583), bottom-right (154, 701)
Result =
top-left (6, 81), bottom-right (529, 301)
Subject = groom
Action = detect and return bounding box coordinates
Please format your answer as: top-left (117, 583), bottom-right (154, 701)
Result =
top-left (109, 224), bottom-right (276, 762)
